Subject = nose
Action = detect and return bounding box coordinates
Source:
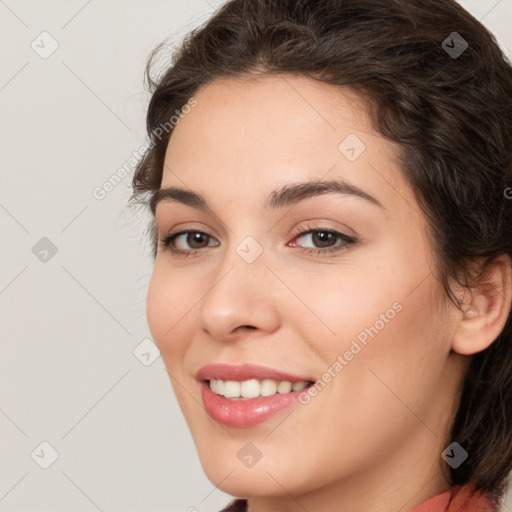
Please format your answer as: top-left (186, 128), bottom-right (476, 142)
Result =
top-left (198, 251), bottom-right (281, 342)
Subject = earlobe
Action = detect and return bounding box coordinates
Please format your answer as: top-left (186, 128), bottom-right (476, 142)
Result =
top-left (451, 254), bottom-right (512, 356)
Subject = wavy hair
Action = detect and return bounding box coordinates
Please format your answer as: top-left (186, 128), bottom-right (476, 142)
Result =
top-left (130, 0), bottom-right (512, 504)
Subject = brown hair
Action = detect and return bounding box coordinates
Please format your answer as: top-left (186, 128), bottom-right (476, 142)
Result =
top-left (130, 0), bottom-right (512, 504)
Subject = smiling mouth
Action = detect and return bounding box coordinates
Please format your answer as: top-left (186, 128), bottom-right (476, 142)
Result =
top-left (199, 376), bottom-right (316, 427)
top-left (196, 363), bottom-right (317, 426)
top-left (205, 378), bottom-right (315, 400)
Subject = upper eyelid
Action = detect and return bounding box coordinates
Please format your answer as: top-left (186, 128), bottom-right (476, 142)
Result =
top-left (159, 217), bottom-right (353, 235)
top-left (163, 224), bottom-right (346, 238)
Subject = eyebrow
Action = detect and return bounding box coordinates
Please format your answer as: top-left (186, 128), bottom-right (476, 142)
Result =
top-left (149, 178), bottom-right (385, 215)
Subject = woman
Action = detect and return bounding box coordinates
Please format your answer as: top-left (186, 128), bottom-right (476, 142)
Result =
top-left (130, 0), bottom-right (512, 510)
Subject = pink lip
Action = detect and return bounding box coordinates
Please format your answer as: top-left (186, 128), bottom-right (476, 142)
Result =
top-left (196, 363), bottom-right (314, 383)
top-left (196, 364), bottom-right (314, 428)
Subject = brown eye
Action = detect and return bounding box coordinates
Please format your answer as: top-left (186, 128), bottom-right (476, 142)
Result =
top-left (310, 231), bottom-right (338, 248)
top-left (159, 230), bottom-right (219, 255)
top-left (291, 227), bottom-right (357, 256)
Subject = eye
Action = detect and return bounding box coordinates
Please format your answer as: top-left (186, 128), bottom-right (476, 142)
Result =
top-left (159, 231), bottom-right (219, 257)
top-left (290, 223), bottom-right (357, 256)
top-left (158, 223), bottom-right (357, 257)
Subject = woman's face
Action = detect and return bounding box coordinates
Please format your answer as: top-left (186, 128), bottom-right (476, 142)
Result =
top-left (147, 74), bottom-right (466, 502)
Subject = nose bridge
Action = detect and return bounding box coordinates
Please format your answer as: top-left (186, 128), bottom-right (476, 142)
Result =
top-left (198, 233), bottom-right (280, 339)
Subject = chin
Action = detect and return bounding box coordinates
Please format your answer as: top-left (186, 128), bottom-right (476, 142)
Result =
top-left (201, 461), bottom-right (296, 498)
top-left (195, 435), bottom-right (320, 499)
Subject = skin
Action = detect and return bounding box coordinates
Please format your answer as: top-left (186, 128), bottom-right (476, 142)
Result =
top-left (146, 74), bottom-right (512, 512)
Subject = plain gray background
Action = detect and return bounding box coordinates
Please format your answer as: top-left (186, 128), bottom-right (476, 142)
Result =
top-left (1, 1), bottom-right (512, 511)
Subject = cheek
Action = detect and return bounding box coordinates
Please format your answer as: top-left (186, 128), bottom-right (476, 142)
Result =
top-left (146, 264), bottom-right (201, 419)
top-left (146, 263), bottom-right (191, 364)
top-left (289, 258), bottom-right (409, 363)
top-left (299, 250), bottom-right (449, 417)
top-left (324, 275), bottom-right (449, 432)
top-left (281, 281), bottom-right (450, 479)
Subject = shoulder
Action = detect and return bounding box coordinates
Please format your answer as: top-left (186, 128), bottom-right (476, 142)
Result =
top-left (408, 485), bottom-right (498, 512)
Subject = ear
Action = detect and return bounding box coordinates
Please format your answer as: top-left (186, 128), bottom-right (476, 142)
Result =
top-left (451, 254), bottom-right (512, 356)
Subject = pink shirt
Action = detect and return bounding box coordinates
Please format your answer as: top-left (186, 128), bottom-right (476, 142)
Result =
top-left (409, 485), bottom-right (497, 512)
top-left (220, 485), bottom-right (497, 512)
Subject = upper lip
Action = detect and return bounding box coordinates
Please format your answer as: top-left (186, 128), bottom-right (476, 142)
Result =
top-left (196, 363), bottom-right (314, 383)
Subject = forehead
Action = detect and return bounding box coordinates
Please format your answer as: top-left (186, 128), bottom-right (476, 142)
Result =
top-left (160, 74), bottom-right (411, 216)
top-left (166, 74), bottom-right (371, 158)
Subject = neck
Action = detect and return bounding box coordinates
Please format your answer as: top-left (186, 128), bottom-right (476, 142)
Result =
top-left (247, 426), bottom-right (452, 512)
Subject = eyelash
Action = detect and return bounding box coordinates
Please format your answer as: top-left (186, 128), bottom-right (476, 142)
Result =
top-left (158, 222), bottom-right (357, 258)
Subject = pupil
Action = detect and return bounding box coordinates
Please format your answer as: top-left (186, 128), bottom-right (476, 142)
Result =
top-left (189, 232), bottom-right (206, 248)
top-left (314, 231), bottom-right (334, 248)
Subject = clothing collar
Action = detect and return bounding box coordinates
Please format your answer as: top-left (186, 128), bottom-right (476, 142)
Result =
top-left (408, 484), bottom-right (496, 512)
top-left (220, 484), bottom-right (497, 512)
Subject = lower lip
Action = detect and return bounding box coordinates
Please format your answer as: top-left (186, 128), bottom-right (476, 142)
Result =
top-left (200, 381), bottom-right (310, 427)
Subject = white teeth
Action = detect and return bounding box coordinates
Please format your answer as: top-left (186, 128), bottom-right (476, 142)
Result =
top-left (292, 381), bottom-right (308, 391)
top-left (208, 378), bottom-right (310, 399)
top-left (260, 379), bottom-right (277, 397)
top-left (240, 379), bottom-right (260, 398)
top-left (277, 381), bottom-right (292, 394)
top-left (223, 380), bottom-right (241, 398)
